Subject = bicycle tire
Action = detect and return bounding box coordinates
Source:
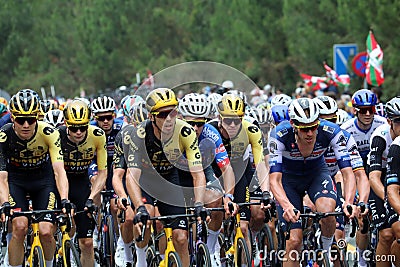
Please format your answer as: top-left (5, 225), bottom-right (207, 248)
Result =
top-left (196, 242), bottom-right (212, 267)
top-left (63, 239), bottom-right (82, 267)
top-left (331, 243), bottom-right (348, 267)
top-left (316, 250), bottom-right (330, 267)
top-left (146, 245), bottom-right (160, 267)
top-left (32, 246), bottom-right (46, 267)
top-left (105, 215), bottom-right (116, 267)
top-left (235, 237), bottom-right (251, 267)
top-left (258, 225), bottom-right (277, 267)
top-left (168, 251), bottom-right (183, 267)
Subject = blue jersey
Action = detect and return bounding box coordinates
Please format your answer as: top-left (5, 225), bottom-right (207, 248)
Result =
top-left (268, 120), bottom-right (351, 175)
top-left (0, 112), bottom-right (11, 128)
top-left (198, 123), bottom-right (230, 169)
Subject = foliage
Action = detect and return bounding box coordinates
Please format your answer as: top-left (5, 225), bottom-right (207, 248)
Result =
top-left (0, 0), bottom-right (398, 100)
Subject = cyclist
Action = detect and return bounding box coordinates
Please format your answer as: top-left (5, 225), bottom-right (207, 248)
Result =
top-left (113, 101), bottom-right (149, 267)
top-left (341, 89), bottom-right (387, 266)
top-left (122, 88), bottom-right (208, 267)
top-left (59, 99), bottom-right (107, 267)
top-left (207, 94), bottom-right (272, 253)
top-left (38, 99), bottom-right (54, 121)
top-left (367, 96), bottom-right (400, 267)
top-left (268, 98), bottom-right (356, 267)
top-left (271, 104), bottom-right (290, 125)
top-left (179, 93), bottom-right (237, 265)
top-left (270, 93), bottom-right (292, 107)
top-left (0, 89), bottom-right (71, 267)
top-left (90, 98), bottom-right (122, 210)
top-left (314, 96), bottom-right (369, 245)
top-left (43, 109), bottom-right (65, 128)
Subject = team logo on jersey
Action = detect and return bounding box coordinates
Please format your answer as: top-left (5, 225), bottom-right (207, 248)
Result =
top-left (277, 128), bottom-right (288, 137)
top-left (181, 126), bottom-right (193, 137)
top-left (0, 131), bottom-right (7, 143)
top-left (43, 126), bottom-right (55, 135)
top-left (93, 128), bottom-right (104, 136)
top-left (248, 125), bottom-right (259, 134)
top-left (348, 144), bottom-right (358, 155)
top-left (335, 135), bottom-right (346, 146)
top-left (137, 126), bottom-right (146, 139)
top-left (322, 125), bottom-right (335, 134)
top-left (269, 141), bottom-right (278, 154)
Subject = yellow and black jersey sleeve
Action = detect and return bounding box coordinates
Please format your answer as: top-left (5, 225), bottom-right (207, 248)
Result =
top-left (243, 120), bottom-right (264, 165)
top-left (88, 125), bottom-right (107, 171)
top-left (123, 124), bottom-right (145, 169)
top-left (176, 119), bottom-right (202, 169)
top-left (39, 122), bottom-right (64, 163)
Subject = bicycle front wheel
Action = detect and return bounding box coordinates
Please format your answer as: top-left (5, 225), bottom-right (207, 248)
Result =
top-left (168, 251), bottom-right (183, 267)
top-left (63, 239), bottom-right (82, 267)
top-left (235, 237), bottom-right (251, 267)
top-left (259, 225), bottom-right (278, 267)
top-left (146, 246), bottom-right (160, 267)
top-left (32, 246), bottom-right (46, 267)
top-left (196, 242), bottom-right (212, 267)
top-left (105, 215), bottom-right (116, 267)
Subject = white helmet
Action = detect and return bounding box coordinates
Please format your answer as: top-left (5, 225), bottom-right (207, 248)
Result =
top-left (179, 93), bottom-right (209, 118)
top-left (289, 98), bottom-right (319, 124)
top-left (222, 80), bottom-right (234, 89)
top-left (91, 96), bottom-right (115, 114)
top-left (74, 97), bottom-right (90, 108)
top-left (271, 94), bottom-right (292, 106)
top-left (314, 96), bottom-right (338, 115)
top-left (253, 108), bottom-right (272, 125)
top-left (336, 109), bottom-right (350, 126)
top-left (207, 93), bottom-right (222, 117)
top-left (44, 109), bottom-right (64, 128)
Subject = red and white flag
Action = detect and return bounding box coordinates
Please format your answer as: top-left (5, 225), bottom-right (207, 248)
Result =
top-left (366, 31), bottom-right (384, 86)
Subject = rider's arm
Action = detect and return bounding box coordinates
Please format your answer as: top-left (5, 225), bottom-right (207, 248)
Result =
top-left (247, 123), bottom-right (270, 192)
top-left (112, 132), bottom-right (128, 199)
top-left (125, 167), bottom-right (144, 208)
top-left (270, 172), bottom-right (291, 210)
top-left (331, 129), bottom-right (356, 206)
top-left (47, 128), bottom-right (69, 200)
top-left (0, 171), bottom-right (8, 204)
top-left (53, 161), bottom-right (69, 200)
top-left (340, 167), bottom-right (357, 205)
top-left (89, 131), bottom-right (108, 200)
top-left (368, 136), bottom-right (386, 200)
top-left (386, 141), bottom-right (400, 214)
top-left (183, 126), bottom-right (206, 204)
top-left (354, 169), bottom-right (370, 204)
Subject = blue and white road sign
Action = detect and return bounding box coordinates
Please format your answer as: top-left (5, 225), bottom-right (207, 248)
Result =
top-left (333, 44), bottom-right (358, 75)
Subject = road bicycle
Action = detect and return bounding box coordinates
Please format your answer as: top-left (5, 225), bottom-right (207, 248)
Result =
top-left (54, 213), bottom-right (81, 267)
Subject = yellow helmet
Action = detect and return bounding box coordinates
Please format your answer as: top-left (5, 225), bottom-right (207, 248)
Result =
top-left (9, 90), bottom-right (40, 116)
top-left (217, 94), bottom-right (245, 117)
top-left (63, 99), bottom-right (90, 126)
top-left (146, 88), bottom-right (178, 112)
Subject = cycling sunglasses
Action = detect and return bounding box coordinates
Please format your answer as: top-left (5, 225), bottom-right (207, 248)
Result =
top-left (152, 108), bottom-right (178, 119)
top-left (186, 120), bottom-right (206, 127)
top-left (222, 117), bottom-right (243, 126)
top-left (95, 114), bottom-right (114, 122)
top-left (68, 125), bottom-right (89, 133)
top-left (294, 121), bottom-right (320, 132)
top-left (392, 117), bottom-right (400, 124)
top-left (324, 116), bottom-right (337, 123)
top-left (14, 116), bottom-right (37, 125)
top-left (355, 106), bottom-right (375, 114)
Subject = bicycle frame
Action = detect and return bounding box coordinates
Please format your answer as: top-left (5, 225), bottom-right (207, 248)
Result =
top-left (27, 221), bottom-right (45, 266)
top-left (159, 226), bottom-right (176, 267)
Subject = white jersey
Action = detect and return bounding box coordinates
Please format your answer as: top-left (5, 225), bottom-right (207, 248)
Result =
top-left (367, 124), bottom-right (393, 171)
top-left (340, 115), bottom-right (387, 163)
